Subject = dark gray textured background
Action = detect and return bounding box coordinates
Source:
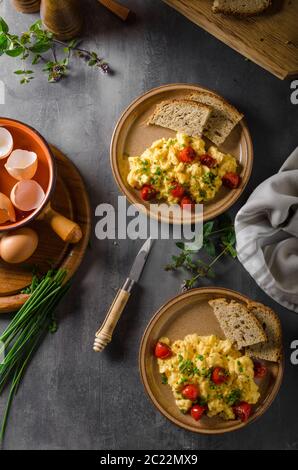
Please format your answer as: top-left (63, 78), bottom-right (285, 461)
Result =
top-left (0, 0), bottom-right (298, 450)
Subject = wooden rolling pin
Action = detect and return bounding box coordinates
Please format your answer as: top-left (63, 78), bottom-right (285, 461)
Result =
top-left (98, 0), bottom-right (131, 21)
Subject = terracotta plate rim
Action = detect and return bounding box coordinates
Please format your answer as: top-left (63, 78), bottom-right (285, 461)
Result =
top-left (110, 83), bottom-right (254, 224)
top-left (139, 286), bottom-right (284, 435)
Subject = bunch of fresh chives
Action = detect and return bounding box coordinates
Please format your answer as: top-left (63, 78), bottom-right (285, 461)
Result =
top-left (0, 269), bottom-right (71, 441)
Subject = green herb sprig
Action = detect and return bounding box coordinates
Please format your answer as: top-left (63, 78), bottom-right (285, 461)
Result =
top-left (0, 17), bottom-right (110, 84)
top-left (165, 214), bottom-right (237, 290)
top-left (0, 270), bottom-right (71, 441)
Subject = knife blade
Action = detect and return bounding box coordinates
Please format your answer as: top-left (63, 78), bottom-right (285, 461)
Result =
top-left (93, 238), bottom-right (154, 352)
top-left (126, 237), bottom-right (154, 284)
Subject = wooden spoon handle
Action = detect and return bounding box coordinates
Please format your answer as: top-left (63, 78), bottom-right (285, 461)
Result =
top-left (98, 0), bottom-right (131, 21)
top-left (39, 204), bottom-right (82, 244)
top-left (93, 288), bottom-right (130, 352)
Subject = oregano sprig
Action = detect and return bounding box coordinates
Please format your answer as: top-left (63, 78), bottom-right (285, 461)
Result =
top-left (165, 214), bottom-right (237, 290)
top-left (0, 17), bottom-right (110, 84)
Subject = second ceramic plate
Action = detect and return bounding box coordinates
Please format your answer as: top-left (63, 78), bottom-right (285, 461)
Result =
top-left (139, 287), bottom-right (283, 434)
top-left (111, 84), bottom-right (253, 223)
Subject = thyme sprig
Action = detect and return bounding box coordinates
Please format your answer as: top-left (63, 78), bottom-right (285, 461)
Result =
top-left (0, 17), bottom-right (110, 84)
top-left (165, 214), bottom-right (237, 290)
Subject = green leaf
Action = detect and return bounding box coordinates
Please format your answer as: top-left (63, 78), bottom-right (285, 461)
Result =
top-left (88, 59), bottom-right (97, 66)
top-left (14, 70), bottom-right (26, 75)
top-left (6, 47), bottom-right (24, 57)
top-left (226, 244), bottom-right (237, 258)
top-left (204, 240), bottom-right (216, 257)
top-left (203, 221), bottom-right (214, 238)
top-left (42, 61), bottom-right (54, 71)
top-left (29, 20), bottom-right (42, 32)
top-left (0, 35), bottom-right (8, 52)
top-left (221, 229), bottom-right (236, 247)
top-left (0, 17), bottom-right (9, 34)
top-left (32, 54), bottom-right (41, 64)
top-left (29, 42), bottom-right (51, 54)
top-left (176, 242), bottom-right (185, 250)
top-left (20, 32), bottom-right (30, 45)
top-left (68, 39), bottom-right (79, 49)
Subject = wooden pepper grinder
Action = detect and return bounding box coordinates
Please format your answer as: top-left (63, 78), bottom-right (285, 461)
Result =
top-left (40, 0), bottom-right (83, 40)
top-left (11, 0), bottom-right (41, 13)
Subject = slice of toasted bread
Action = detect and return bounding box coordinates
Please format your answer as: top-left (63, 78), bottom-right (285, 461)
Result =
top-left (148, 99), bottom-right (212, 137)
top-left (212, 0), bottom-right (271, 17)
top-left (209, 298), bottom-right (267, 349)
top-left (188, 91), bottom-right (243, 145)
top-left (245, 302), bottom-right (282, 362)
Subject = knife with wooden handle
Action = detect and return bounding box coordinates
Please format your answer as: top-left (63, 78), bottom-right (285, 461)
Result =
top-left (93, 238), bottom-right (153, 352)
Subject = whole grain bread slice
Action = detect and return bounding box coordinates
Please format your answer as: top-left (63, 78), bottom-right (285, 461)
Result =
top-left (188, 91), bottom-right (243, 145)
top-left (212, 0), bottom-right (272, 16)
top-left (148, 99), bottom-right (212, 137)
top-left (245, 302), bottom-right (282, 362)
top-left (209, 298), bottom-right (267, 349)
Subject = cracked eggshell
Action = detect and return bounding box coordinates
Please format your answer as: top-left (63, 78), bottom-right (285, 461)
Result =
top-left (0, 127), bottom-right (13, 160)
top-left (10, 180), bottom-right (45, 212)
top-left (5, 149), bottom-right (38, 180)
top-left (0, 227), bottom-right (39, 264)
top-left (0, 192), bottom-right (16, 224)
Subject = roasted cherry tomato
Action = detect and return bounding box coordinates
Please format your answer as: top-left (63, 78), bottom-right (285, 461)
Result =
top-left (199, 154), bottom-right (216, 168)
top-left (154, 342), bottom-right (172, 359)
top-left (222, 172), bottom-right (241, 189)
top-left (233, 402), bottom-right (252, 422)
top-left (182, 384), bottom-right (199, 401)
top-left (211, 367), bottom-right (229, 385)
top-left (190, 404), bottom-right (206, 421)
top-left (254, 361), bottom-right (267, 379)
top-left (180, 196), bottom-right (195, 210)
top-left (141, 184), bottom-right (156, 201)
top-left (179, 146), bottom-right (196, 163)
top-left (171, 182), bottom-right (185, 199)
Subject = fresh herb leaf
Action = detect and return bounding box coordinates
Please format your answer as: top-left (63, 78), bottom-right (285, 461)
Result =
top-left (0, 17), bottom-right (9, 34)
top-left (225, 389), bottom-right (241, 406)
top-left (179, 359), bottom-right (196, 376)
top-left (0, 16), bottom-right (110, 85)
top-left (165, 214), bottom-right (237, 290)
top-left (161, 373), bottom-right (168, 385)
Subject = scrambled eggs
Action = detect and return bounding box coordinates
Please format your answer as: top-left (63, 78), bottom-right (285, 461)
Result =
top-left (127, 133), bottom-right (238, 204)
top-left (157, 334), bottom-right (259, 420)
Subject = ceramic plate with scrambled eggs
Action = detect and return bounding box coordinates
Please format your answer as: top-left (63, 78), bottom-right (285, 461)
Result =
top-left (157, 334), bottom-right (260, 421)
top-left (127, 133), bottom-right (239, 204)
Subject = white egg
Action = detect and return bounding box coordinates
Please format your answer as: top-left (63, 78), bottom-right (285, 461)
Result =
top-left (0, 192), bottom-right (16, 224)
top-left (10, 180), bottom-right (45, 212)
top-left (0, 127), bottom-right (13, 160)
top-left (0, 227), bottom-right (38, 264)
top-left (5, 149), bottom-right (38, 180)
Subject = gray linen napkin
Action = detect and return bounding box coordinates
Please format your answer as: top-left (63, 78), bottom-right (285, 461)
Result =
top-left (235, 147), bottom-right (298, 313)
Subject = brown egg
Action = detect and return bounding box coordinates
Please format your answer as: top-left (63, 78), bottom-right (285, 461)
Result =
top-left (0, 227), bottom-right (39, 264)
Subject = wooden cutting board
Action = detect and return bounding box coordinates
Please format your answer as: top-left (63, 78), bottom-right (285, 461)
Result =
top-left (0, 145), bottom-right (91, 313)
top-left (163, 0), bottom-right (298, 80)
